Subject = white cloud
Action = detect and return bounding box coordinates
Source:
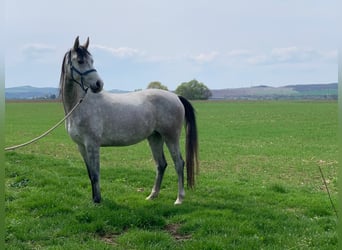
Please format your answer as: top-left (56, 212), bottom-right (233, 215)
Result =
top-left (227, 49), bottom-right (251, 57)
top-left (270, 47), bottom-right (315, 63)
top-left (318, 49), bottom-right (338, 63)
top-left (21, 43), bottom-right (56, 61)
top-left (191, 51), bottom-right (219, 63)
top-left (245, 47), bottom-right (338, 65)
top-left (92, 44), bottom-right (144, 58)
top-left (246, 54), bottom-right (269, 65)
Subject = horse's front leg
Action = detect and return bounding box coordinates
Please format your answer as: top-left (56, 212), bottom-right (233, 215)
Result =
top-left (78, 144), bottom-right (101, 203)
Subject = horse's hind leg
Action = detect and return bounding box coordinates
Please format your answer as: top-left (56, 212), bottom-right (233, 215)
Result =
top-left (78, 144), bottom-right (101, 203)
top-left (165, 140), bottom-right (185, 205)
top-left (146, 132), bottom-right (167, 200)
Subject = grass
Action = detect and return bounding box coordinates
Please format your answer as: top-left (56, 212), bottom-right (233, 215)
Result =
top-left (5, 100), bottom-right (338, 249)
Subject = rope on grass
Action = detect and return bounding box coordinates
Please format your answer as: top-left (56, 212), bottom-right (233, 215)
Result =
top-left (5, 98), bottom-right (84, 151)
top-left (318, 165), bottom-right (338, 219)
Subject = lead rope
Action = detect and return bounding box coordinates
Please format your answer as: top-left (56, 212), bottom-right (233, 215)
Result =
top-left (5, 97), bottom-right (85, 151)
top-left (318, 165), bottom-right (338, 218)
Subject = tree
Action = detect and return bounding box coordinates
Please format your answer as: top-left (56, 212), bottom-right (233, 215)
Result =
top-left (147, 81), bottom-right (168, 91)
top-left (175, 79), bottom-right (212, 100)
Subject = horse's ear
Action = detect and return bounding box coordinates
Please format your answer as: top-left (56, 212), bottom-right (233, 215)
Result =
top-left (83, 37), bottom-right (89, 50)
top-left (73, 36), bottom-right (80, 50)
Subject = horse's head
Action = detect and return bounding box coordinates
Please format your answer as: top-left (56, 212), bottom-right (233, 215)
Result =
top-left (63, 36), bottom-right (103, 93)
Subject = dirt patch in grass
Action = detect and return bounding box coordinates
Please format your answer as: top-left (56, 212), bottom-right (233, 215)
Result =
top-left (99, 233), bottom-right (120, 247)
top-left (165, 224), bottom-right (192, 241)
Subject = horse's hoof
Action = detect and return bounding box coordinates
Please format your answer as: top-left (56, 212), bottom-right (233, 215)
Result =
top-left (146, 192), bottom-right (158, 200)
top-left (174, 199), bottom-right (183, 205)
top-left (93, 196), bottom-right (101, 203)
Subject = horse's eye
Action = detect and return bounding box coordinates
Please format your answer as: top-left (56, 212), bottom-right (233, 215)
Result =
top-left (78, 59), bottom-right (84, 64)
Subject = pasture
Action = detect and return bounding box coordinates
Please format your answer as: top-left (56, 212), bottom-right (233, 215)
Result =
top-left (5, 100), bottom-right (337, 249)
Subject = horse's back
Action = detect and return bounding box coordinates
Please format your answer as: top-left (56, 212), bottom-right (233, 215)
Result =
top-left (102, 89), bottom-right (183, 115)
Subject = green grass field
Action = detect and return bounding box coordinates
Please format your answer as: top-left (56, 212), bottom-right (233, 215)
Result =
top-left (5, 100), bottom-right (338, 249)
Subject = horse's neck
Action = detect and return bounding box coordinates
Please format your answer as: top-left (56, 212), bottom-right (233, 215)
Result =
top-left (62, 79), bottom-right (84, 114)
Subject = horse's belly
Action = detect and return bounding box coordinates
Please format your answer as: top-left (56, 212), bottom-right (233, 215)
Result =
top-left (100, 138), bottom-right (144, 147)
top-left (99, 111), bottom-right (156, 146)
top-left (100, 129), bottom-right (153, 147)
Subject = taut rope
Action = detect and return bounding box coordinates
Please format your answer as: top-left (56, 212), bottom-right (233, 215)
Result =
top-left (5, 97), bottom-right (84, 151)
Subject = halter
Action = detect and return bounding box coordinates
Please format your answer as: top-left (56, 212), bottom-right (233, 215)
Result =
top-left (67, 51), bottom-right (97, 92)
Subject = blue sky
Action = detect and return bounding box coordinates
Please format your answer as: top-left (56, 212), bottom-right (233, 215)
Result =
top-left (5, 0), bottom-right (339, 90)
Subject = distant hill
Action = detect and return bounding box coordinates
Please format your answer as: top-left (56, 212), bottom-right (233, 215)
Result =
top-left (5, 83), bottom-right (337, 100)
top-left (210, 83), bottom-right (337, 100)
top-left (5, 85), bottom-right (60, 100)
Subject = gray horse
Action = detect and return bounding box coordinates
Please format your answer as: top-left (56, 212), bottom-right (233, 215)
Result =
top-left (59, 37), bottom-right (198, 204)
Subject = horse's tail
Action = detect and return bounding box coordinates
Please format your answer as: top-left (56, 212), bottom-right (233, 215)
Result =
top-left (178, 96), bottom-right (199, 188)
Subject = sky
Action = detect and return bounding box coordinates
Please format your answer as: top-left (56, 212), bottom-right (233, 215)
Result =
top-left (5, 0), bottom-right (339, 91)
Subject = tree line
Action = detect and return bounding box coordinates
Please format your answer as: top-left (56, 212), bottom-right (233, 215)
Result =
top-left (147, 79), bottom-right (212, 100)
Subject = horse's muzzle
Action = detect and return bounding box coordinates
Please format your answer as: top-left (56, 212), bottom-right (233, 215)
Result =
top-left (90, 79), bottom-right (104, 93)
